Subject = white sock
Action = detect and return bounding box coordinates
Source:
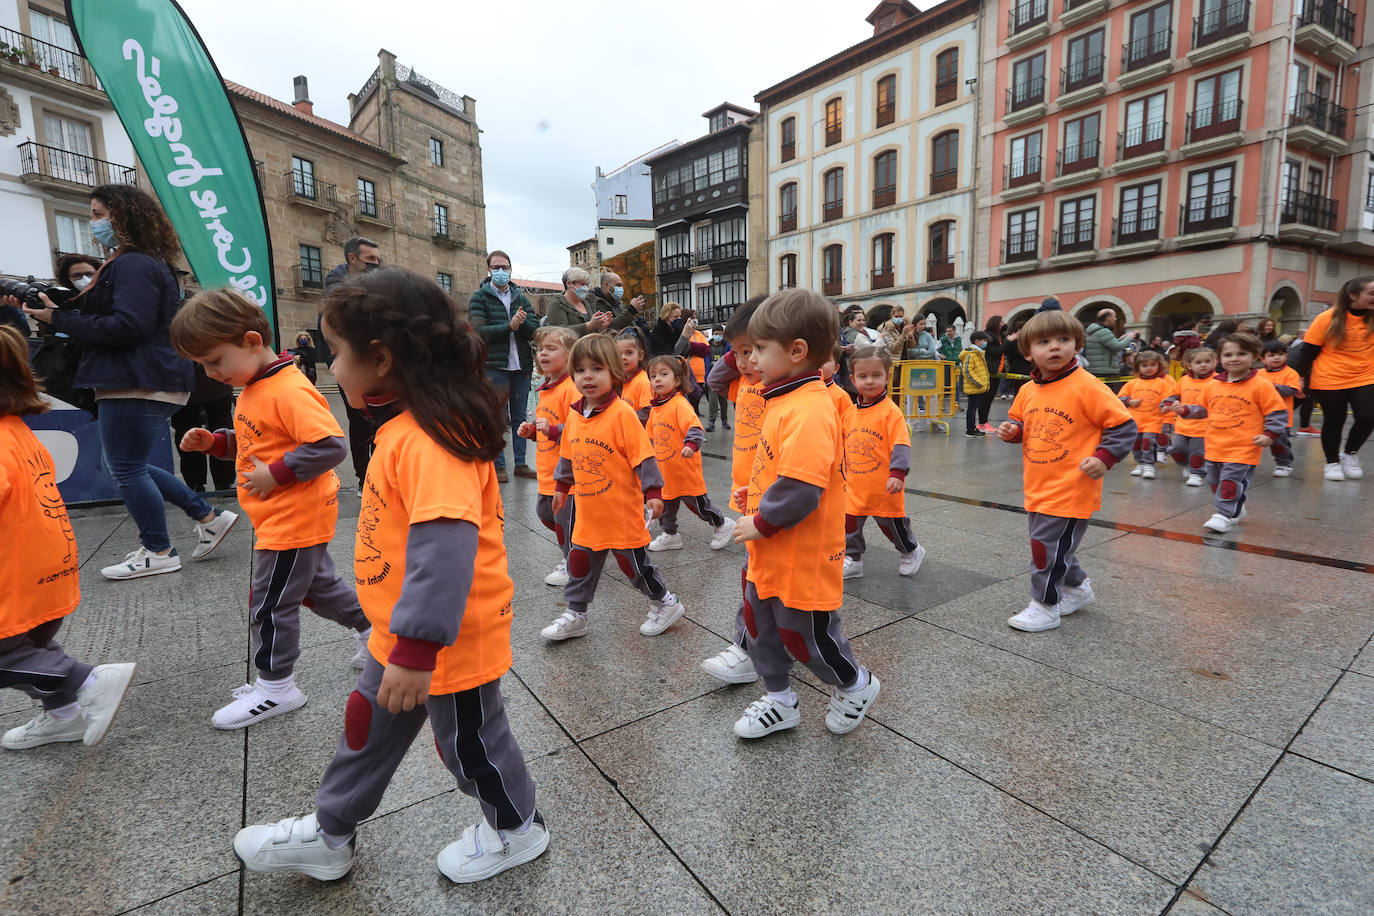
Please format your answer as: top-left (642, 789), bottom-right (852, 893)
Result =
top-left (569, 610), bottom-right (588, 620)
top-left (47, 701), bottom-right (81, 720)
top-left (319, 829), bottom-right (353, 850)
top-left (256, 675), bottom-right (294, 694)
top-left (766, 688), bottom-right (798, 707)
top-left (842, 667), bottom-right (870, 694)
top-left (355, 628), bottom-right (371, 641)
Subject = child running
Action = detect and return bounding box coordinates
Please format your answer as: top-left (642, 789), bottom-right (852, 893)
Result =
top-left (0, 326), bottom-right (136, 751)
top-left (843, 345), bottom-right (925, 579)
top-left (731, 289), bottom-right (880, 739)
top-left (234, 268), bottom-right (547, 884)
top-left (171, 290), bottom-right (371, 729)
top-left (996, 309), bottom-right (1136, 633)
top-left (542, 334), bottom-right (685, 640)
top-left (1167, 348), bottom-right (1217, 486)
top-left (517, 325), bottom-right (580, 585)
top-left (1117, 350), bottom-right (1177, 480)
top-left (617, 328), bottom-right (653, 423)
top-left (1172, 333), bottom-right (1287, 533)
top-left (1260, 339), bottom-right (1304, 478)
top-left (644, 355), bottom-right (735, 552)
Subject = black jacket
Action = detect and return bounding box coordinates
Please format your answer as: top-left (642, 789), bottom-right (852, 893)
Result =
top-left (468, 281), bottom-right (536, 373)
top-left (586, 288), bottom-right (641, 332)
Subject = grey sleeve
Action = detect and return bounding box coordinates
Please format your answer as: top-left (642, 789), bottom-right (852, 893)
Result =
top-left (634, 457), bottom-right (665, 494)
top-left (554, 456), bottom-right (574, 488)
top-left (707, 356), bottom-right (739, 396)
top-left (889, 443), bottom-right (911, 474)
top-left (1263, 408), bottom-right (1288, 437)
top-left (1272, 384), bottom-right (1298, 398)
top-left (673, 335), bottom-right (690, 357)
top-left (757, 476), bottom-right (823, 531)
top-left (389, 519), bottom-right (478, 646)
top-left (282, 435), bottom-right (348, 482)
top-left (1096, 420), bottom-right (1137, 462)
top-left (636, 406), bottom-right (650, 425)
top-left (684, 426), bottom-right (705, 450)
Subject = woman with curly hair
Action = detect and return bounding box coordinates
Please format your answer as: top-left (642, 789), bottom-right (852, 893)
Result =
top-left (6, 183), bottom-right (229, 581)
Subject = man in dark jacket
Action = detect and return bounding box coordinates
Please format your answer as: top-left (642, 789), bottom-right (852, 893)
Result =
top-left (468, 250), bottom-right (537, 482)
top-left (323, 236), bottom-right (381, 491)
top-left (585, 269), bottom-right (646, 333)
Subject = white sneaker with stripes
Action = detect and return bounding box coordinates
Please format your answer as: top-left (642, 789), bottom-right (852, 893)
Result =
top-left (212, 682), bottom-right (307, 730)
top-left (733, 696), bottom-right (801, 739)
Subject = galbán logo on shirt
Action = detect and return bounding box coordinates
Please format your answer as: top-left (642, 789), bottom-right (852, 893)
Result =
top-left (1023, 409), bottom-right (1072, 464)
top-left (650, 422), bottom-right (677, 463)
top-left (1208, 394), bottom-right (1251, 430)
top-left (846, 429), bottom-right (883, 474)
top-left (573, 451), bottom-right (613, 496)
top-left (355, 484), bottom-right (390, 585)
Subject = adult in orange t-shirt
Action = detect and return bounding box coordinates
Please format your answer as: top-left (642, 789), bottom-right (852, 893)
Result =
top-left (1301, 277), bottom-right (1374, 480)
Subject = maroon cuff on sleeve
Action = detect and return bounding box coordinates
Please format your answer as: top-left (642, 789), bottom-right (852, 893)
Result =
top-left (1093, 447), bottom-right (1118, 469)
top-left (683, 439), bottom-right (701, 453)
top-left (888, 468), bottom-right (908, 481)
top-left (555, 480), bottom-right (572, 494)
top-left (388, 636), bottom-right (444, 671)
top-left (723, 350), bottom-right (737, 370)
top-left (753, 513), bottom-right (782, 538)
top-left (208, 431), bottom-right (230, 458)
top-left (268, 459), bottom-right (297, 485)
top-left (644, 486), bottom-right (663, 501)
top-left (548, 423), bottom-right (563, 441)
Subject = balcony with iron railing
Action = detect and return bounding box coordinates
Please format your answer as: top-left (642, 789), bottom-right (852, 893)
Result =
top-left (871, 265), bottom-right (894, 289)
top-left (823, 199), bottom-right (844, 222)
top-left (0, 26), bottom-right (101, 96)
top-left (1117, 120), bottom-right (1168, 166)
top-left (1003, 231), bottom-right (1040, 264)
top-left (18, 141), bottom-right (136, 189)
top-left (1121, 28), bottom-right (1173, 77)
top-left (659, 253), bottom-right (692, 274)
top-left (1288, 93), bottom-right (1349, 151)
top-left (1296, 0), bottom-right (1357, 55)
top-left (873, 184), bottom-right (896, 209)
top-left (692, 248), bottom-right (713, 268)
top-left (286, 170), bottom-right (337, 210)
top-left (1184, 98), bottom-right (1244, 148)
top-left (1007, 0), bottom-right (1049, 45)
top-left (1060, 55), bottom-right (1105, 96)
top-left (822, 275), bottom-right (842, 297)
top-left (1280, 191), bottom-right (1338, 232)
top-left (1061, 0), bottom-right (1108, 25)
top-left (929, 167), bottom-right (958, 195)
top-left (778, 212), bottom-right (798, 233)
top-left (1112, 210), bottom-right (1161, 247)
top-left (927, 256), bottom-right (956, 281)
top-left (1191, 0), bottom-right (1250, 50)
top-left (1180, 195), bottom-right (1235, 235)
top-left (1006, 76), bottom-right (1046, 114)
top-left (1056, 139), bottom-right (1100, 177)
top-left (1004, 155), bottom-right (1044, 192)
top-left (1054, 219), bottom-right (1097, 255)
top-left (710, 241), bottom-right (747, 263)
top-left (353, 192), bottom-right (395, 226)
top-left (293, 263), bottom-right (324, 290)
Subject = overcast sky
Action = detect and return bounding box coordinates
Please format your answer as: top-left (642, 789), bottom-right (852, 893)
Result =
top-left (176, 0), bottom-right (894, 282)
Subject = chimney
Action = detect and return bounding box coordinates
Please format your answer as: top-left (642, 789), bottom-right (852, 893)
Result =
top-left (292, 75), bottom-right (312, 116)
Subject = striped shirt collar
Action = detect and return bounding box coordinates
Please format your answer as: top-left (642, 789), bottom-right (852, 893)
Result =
top-left (761, 372), bottom-right (822, 400)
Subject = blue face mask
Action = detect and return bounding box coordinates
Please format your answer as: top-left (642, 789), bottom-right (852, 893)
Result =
top-left (613, 285), bottom-right (624, 301)
top-left (671, 318), bottom-right (684, 331)
top-left (892, 317), bottom-right (903, 326)
top-left (573, 285), bottom-right (590, 300)
top-left (490, 268), bottom-right (511, 287)
top-left (90, 218), bottom-right (117, 249)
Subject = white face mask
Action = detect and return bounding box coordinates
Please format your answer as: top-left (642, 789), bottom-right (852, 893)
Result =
top-left (72, 276), bottom-right (93, 291)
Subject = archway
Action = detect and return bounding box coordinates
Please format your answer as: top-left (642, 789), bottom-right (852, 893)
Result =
top-left (1145, 291), bottom-right (1217, 341)
top-left (1268, 285), bottom-right (1303, 335)
top-left (1075, 300), bottom-right (1127, 333)
top-left (917, 297), bottom-right (966, 333)
top-left (865, 303), bottom-right (899, 327)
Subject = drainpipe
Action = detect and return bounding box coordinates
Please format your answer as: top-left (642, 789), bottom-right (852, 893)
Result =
top-left (967, 1), bottom-right (986, 325)
top-left (1271, 2), bottom-right (1299, 235)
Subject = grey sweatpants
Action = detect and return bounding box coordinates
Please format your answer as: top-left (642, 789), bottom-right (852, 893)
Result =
top-left (660, 495), bottom-right (725, 534)
top-left (741, 581), bottom-right (863, 694)
top-left (314, 656), bottom-right (538, 836)
top-left (1205, 461), bottom-right (1256, 519)
top-left (250, 544), bottom-right (369, 680)
top-left (1028, 512), bottom-right (1089, 607)
top-left (1133, 432), bottom-right (1168, 465)
top-left (0, 618), bottom-right (92, 710)
top-left (845, 514), bottom-right (919, 558)
top-left (1271, 428), bottom-right (1293, 469)
top-left (1170, 434), bottom-right (1206, 474)
top-left (563, 543), bottom-right (668, 614)
top-left (535, 494), bottom-right (575, 561)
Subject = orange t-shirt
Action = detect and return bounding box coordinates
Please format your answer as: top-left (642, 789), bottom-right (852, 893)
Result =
top-left (729, 376), bottom-right (767, 490)
top-left (1193, 372), bottom-right (1287, 465)
top-left (844, 398), bottom-right (909, 518)
top-left (1262, 365), bottom-right (1303, 426)
top-left (688, 331), bottom-right (708, 383)
top-left (1303, 308), bottom-right (1374, 390)
top-left (233, 363), bottom-right (342, 550)
top-left (0, 416), bottom-right (80, 639)
top-left (1174, 374), bottom-right (1215, 437)
top-left (648, 393), bottom-right (707, 499)
top-left (621, 369), bottom-right (652, 417)
top-left (825, 380), bottom-right (857, 432)
top-left (746, 380), bottom-right (845, 612)
top-left (560, 397), bottom-right (655, 550)
top-left (533, 375), bottom-right (578, 496)
top-left (1118, 375), bottom-right (1178, 434)
top-left (355, 411), bottom-right (514, 694)
top-left (1009, 367), bottom-right (1134, 519)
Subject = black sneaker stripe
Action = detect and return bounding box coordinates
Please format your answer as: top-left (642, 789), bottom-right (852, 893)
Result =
top-left (248, 700), bottom-right (279, 717)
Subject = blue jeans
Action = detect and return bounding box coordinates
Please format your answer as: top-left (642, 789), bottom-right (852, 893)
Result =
top-left (485, 368), bottom-right (531, 469)
top-left (98, 398), bottom-right (212, 552)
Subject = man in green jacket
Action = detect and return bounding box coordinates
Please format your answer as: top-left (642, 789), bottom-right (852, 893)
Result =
top-left (1082, 308), bottom-right (1139, 381)
top-left (468, 250), bottom-right (537, 482)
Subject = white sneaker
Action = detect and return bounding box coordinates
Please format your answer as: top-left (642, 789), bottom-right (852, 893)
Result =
top-left (700, 644), bottom-right (757, 684)
top-left (1057, 579), bottom-right (1094, 616)
top-left (897, 544), bottom-right (925, 577)
top-left (826, 672), bottom-right (881, 734)
top-left (101, 546), bottom-right (181, 580)
top-left (234, 812), bottom-right (354, 880)
top-left (1339, 453), bottom-right (1363, 479)
top-left (640, 593), bottom-right (685, 636)
top-left (1272, 466), bottom-right (1293, 477)
top-left (1155, 449), bottom-right (1169, 462)
top-left (1008, 601), bottom-right (1061, 632)
top-left (437, 818), bottom-right (550, 883)
top-left (1130, 465), bottom-right (1144, 477)
top-left (1141, 465), bottom-right (1156, 480)
top-left (212, 682), bottom-right (307, 729)
top-left (1324, 462), bottom-right (1346, 481)
top-left (77, 662), bottom-right (137, 746)
top-left (191, 508), bottom-right (238, 559)
top-left (709, 517), bottom-right (737, 550)
top-left (842, 557), bottom-right (864, 579)
top-left (350, 629), bottom-right (372, 670)
top-left (2, 709), bottom-right (86, 749)
top-left (733, 696), bottom-right (801, 738)
top-left (543, 561), bottom-right (570, 587)
top-left (1203, 513), bottom-right (1232, 533)
top-left (1185, 474), bottom-right (1205, 487)
top-left (647, 532), bottom-right (683, 552)
top-left (540, 611), bottom-right (588, 641)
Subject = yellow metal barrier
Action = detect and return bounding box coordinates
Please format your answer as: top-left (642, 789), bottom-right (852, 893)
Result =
top-left (890, 359), bottom-right (959, 435)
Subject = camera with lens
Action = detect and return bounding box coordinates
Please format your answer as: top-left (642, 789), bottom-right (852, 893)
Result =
top-left (0, 277), bottom-right (78, 310)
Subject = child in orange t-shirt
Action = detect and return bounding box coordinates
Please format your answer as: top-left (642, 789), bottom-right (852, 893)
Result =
top-left (1117, 350), bottom-right (1177, 480)
top-left (517, 326), bottom-right (580, 586)
top-left (1260, 339), bottom-right (1303, 478)
top-left (1173, 333), bottom-right (1287, 534)
top-left (0, 326), bottom-right (136, 751)
top-left (616, 328), bottom-right (653, 423)
top-left (234, 268), bottom-right (546, 885)
top-left (1163, 348), bottom-right (1217, 486)
top-left (731, 290), bottom-right (880, 740)
top-left (644, 355), bottom-right (735, 552)
top-left (821, 346), bottom-right (858, 433)
top-left (996, 310), bottom-right (1136, 633)
top-left (172, 290), bottom-right (370, 730)
top-left (842, 345), bottom-right (924, 579)
top-left (541, 334), bottom-right (685, 641)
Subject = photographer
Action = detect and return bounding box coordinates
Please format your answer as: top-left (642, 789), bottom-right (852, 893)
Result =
top-left (6, 183), bottom-right (228, 582)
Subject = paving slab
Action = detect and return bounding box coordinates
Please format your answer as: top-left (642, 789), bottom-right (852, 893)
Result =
top-left (1289, 670), bottom-right (1374, 781)
top-left (124, 874), bottom-right (239, 915)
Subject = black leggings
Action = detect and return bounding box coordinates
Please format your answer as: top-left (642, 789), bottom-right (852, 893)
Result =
top-left (1313, 385), bottom-right (1374, 463)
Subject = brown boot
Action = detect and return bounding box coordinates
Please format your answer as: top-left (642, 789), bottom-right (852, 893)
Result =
top-left (496, 467), bottom-right (510, 483)
top-left (513, 465), bottom-right (538, 479)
